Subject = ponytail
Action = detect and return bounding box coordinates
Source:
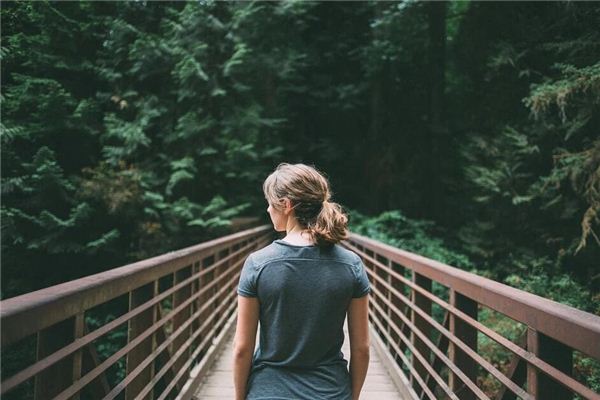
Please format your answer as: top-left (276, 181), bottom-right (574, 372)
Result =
top-left (263, 162), bottom-right (349, 247)
top-left (307, 200), bottom-right (349, 247)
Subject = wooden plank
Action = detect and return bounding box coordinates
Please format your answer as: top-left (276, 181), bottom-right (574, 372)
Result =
top-left (192, 317), bottom-right (411, 400)
top-left (178, 304), bottom-right (239, 400)
top-left (369, 321), bottom-right (419, 400)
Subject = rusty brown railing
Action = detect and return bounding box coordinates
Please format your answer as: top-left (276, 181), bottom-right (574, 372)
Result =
top-left (341, 232), bottom-right (600, 400)
top-left (3, 225), bottom-right (599, 400)
top-left (0, 225), bottom-right (273, 400)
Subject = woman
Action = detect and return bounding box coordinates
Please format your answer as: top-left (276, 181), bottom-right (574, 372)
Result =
top-left (233, 162), bottom-right (371, 400)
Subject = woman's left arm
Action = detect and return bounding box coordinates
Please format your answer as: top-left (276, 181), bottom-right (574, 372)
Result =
top-left (233, 295), bottom-right (259, 400)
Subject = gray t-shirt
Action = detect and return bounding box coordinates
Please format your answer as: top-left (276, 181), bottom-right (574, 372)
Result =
top-left (237, 238), bottom-right (371, 400)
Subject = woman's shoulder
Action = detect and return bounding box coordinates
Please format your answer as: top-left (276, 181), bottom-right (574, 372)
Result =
top-left (248, 241), bottom-right (360, 269)
top-left (246, 242), bottom-right (284, 267)
top-left (329, 243), bottom-right (362, 265)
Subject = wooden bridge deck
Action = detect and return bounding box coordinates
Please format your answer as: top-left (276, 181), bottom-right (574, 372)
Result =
top-left (193, 317), bottom-right (411, 399)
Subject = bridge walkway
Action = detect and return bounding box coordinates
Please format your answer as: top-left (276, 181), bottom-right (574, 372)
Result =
top-left (194, 318), bottom-right (407, 400)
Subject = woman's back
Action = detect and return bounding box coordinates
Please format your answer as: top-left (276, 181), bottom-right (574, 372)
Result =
top-left (237, 238), bottom-right (371, 399)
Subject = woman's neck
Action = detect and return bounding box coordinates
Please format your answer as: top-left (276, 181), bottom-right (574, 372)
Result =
top-left (284, 227), bottom-right (315, 246)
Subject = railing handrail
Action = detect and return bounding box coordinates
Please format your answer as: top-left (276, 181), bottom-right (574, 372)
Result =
top-left (0, 224), bottom-right (272, 347)
top-left (348, 232), bottom-right (600, 360)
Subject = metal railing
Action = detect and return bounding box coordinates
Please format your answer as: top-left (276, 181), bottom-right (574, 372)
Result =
top-left (341, 232), bottom-right (600, 400)
top-left (0, 225), bottom-right (273, 400)
top-left (3, 226), bottom-right (599, 400)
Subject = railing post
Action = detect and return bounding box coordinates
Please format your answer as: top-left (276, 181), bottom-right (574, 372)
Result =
top-left (526, 327), bottom-right (573, 400)
top-left (191, 260), bottom-right (201, 363)
top-left (34, 317), bottom-right (76, 400)
top-left (173, 265), bottom-right (192, 387)
top-left (449, 290), bottom-right (477, 400)
top-left (81, 322), bottom-right (112, 398)
top-left (125, 281), bottom-right (157, 400)
top-left (72, 312), bottom-right (85, 400)
top-left (391, 261), bottom-right (409, 370)
top-left (216, 246), bottom-right (231, 333)
top-left (385, 258), bottom-right (392, 345)
top-left (375, 254), bottom-right (389, 344)
top-left (368, 249), bottom-right (387, 344)
top-left (198, 254), bottom-right (215, 357)
top-left (411, 272), bottom-right (432, 395)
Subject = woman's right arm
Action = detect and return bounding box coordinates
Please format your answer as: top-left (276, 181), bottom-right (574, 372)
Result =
top-left (348, 294), bottom-right (370, 400)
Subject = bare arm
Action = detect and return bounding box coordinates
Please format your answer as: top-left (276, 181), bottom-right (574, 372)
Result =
top-left (233, 295), bottom-right (259, 400)
top-left (348, 294), bottom-right (370, 400)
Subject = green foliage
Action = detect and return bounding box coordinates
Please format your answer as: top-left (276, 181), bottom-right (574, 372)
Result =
top-left (348, 208), bottom-right (474, 270)
top-left (1, 1), bottom-right (292, 298)
top-left (349, 206), bottom-right (600, 395)
top-left (507, 269), bottom-right (599, 311)
top-left (524, 63), bottom-right (600, 253)
top-left (462, 126), bottom-right (540, 205)
top-left (575, 355), bottom-right (600, 397)
top-left (2, 1), bottom-right (600, 396)
top-left (2, 147), bottom-right (116, 255)
top-left (455, 3), bottom-right (600, 295)
top-left (85, 313), bottom-right (128, 386)
top-left (525, 62), bottom-right (600, 124)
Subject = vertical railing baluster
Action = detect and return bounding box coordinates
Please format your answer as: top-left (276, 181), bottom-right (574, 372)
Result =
top-left (2, 228), bottom-right (272, 400)
top-left (391, 261), bottom-right (409, 371)
top-left (125, 282), bottom-right (157, 400)
top-left (173, 265), bottom-right (192, 389)
top-left (34, 317), bottom-right (76, 400)
top-left (82, 319), bottom-right (112, 398)
top-left (218, 246), bottom-right (231, 332)
top-left (213, 247), bottom-right (225, 339)
top-left (367, 248), bottom-right (382, 340)
top-left (379, 255), bottom-right (389, 344)
top-left (386, 258), bottom-right (392, 349)
top-left (201, 253), bottom-right (215, 356)
top-left (72, 312), bottom-right (85, 400)
top-left (526, 327), bottom-right (573, 400)
top-left (449, 290), bottom-right (477, 400)
top-left (526, 328), bottom-right (538, 399)
top-left (411, 272), bottom-right (432, 396)
top-left (191, 260), bottom-right (201, 365)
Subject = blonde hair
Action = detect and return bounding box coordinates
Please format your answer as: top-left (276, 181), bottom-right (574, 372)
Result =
top-left (263, 162), bottom-right (349, 247)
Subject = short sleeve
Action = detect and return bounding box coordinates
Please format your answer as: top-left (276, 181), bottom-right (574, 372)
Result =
top-left (352, 258), bottom-right (371, 298)
top-left (237, 254), bottom-right (258, 297)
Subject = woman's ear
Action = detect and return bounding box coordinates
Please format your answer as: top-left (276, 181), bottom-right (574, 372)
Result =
top-left (282, 198), bottom-right (292, 214)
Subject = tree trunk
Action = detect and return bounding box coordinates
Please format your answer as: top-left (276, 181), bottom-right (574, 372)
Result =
top-left (423, 1), bottom-right (447, 220)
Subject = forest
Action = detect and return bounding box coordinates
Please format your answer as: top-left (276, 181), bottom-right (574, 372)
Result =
top-left (1, 1), bottom-right (599, 397)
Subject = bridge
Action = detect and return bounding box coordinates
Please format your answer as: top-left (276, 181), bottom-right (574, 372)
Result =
top-left (1, 225), bottom-right (599, 400)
